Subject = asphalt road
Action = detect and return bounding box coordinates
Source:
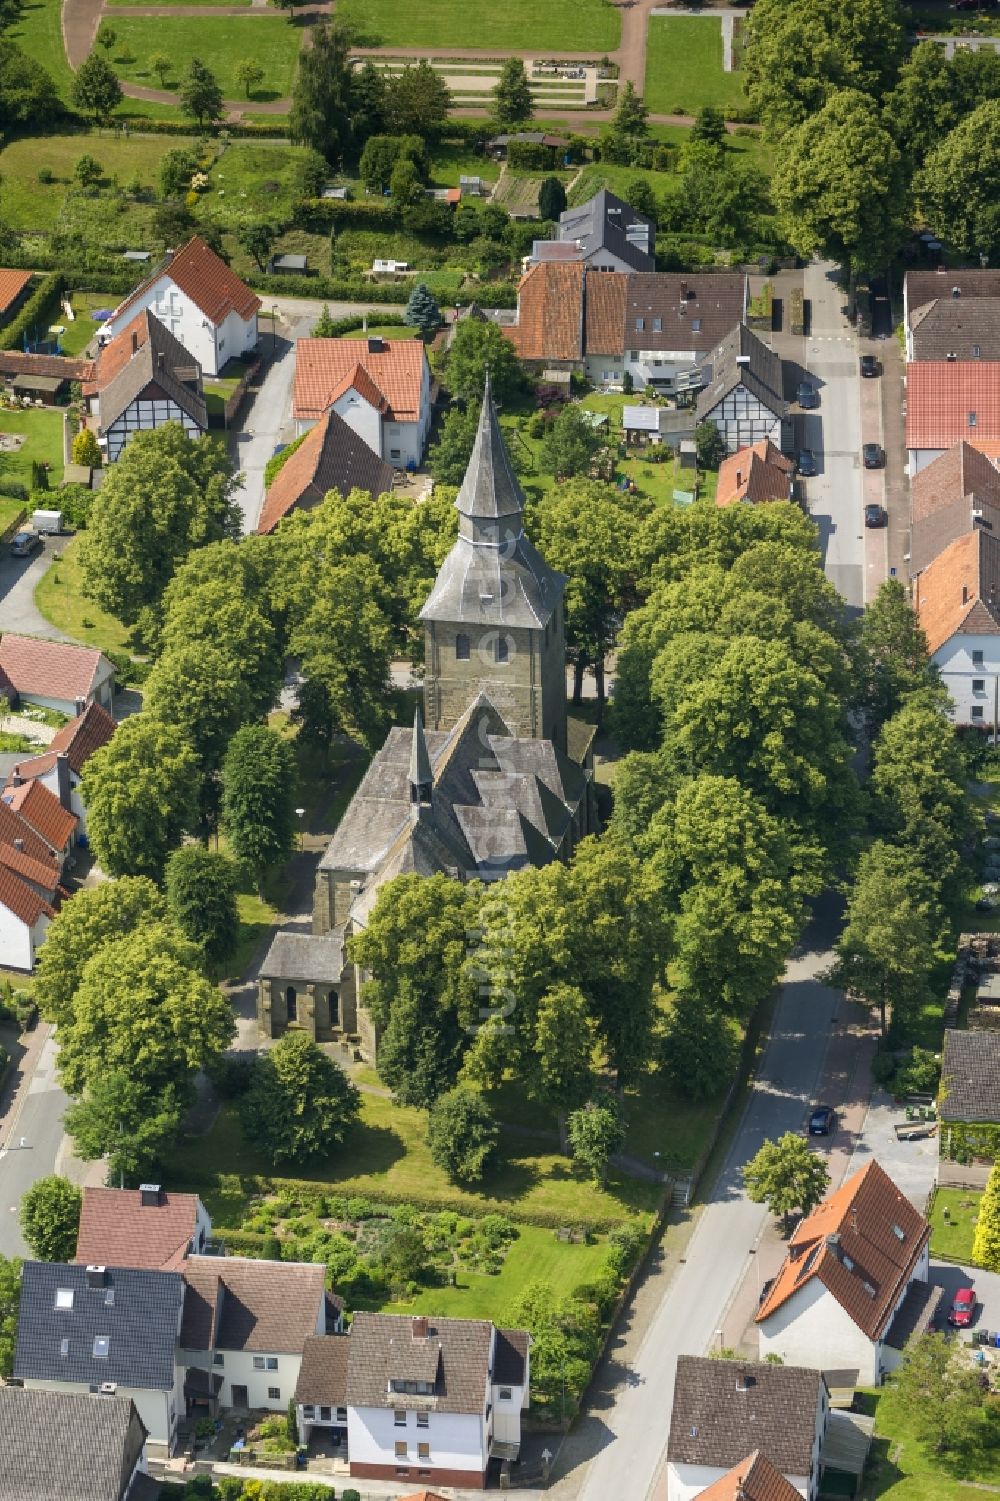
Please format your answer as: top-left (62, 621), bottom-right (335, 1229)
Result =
top-left (569, 898), bottom-right (844, 1501)
top-left (0, 1036), bottom-right (69, 1258)
top-left (0, 537), bottom-right (69, 640)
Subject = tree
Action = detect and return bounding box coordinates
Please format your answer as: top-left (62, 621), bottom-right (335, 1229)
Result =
top-left (352, 58), bottom-right (387, 140)
top-left (235, 57), bottom-right (264, 99)
top-left (165, 845), bottom-right (239, 970)
top-left (78, 424), bottom-right (239, 629)
top-left (34, 877), bottom-right (168, 1028)
top-left (71, 428), bottom-right (101, 467)
top-left (179, 57), bottom-right (223, 126)
top-left (311, 304), bottom-right (337, 337)
top-left (384, 61), bottom-right (452, 141)
top-left (774, 89), bottom-right (908, 276)
top-left (538, 175), bottom-right (567, 223)
top-left (404, 282), bottom-right (441, 339)
top-left (694, 420), bottom-right (726, 470)
top-left (428, 404), bottom-right (480, 484)
top-left (236, 221), bottom-right (276, 273)
top-left (0, 38), bottom-right (60, 128)
top-left (82, 717), bottom-right (199, 881)
top-left (659, 995), bottom-right (739, 1100)
top-left (148, 50), bottom-right (172, 88)
top-left (871, 698), bottom-right (973, 899)
top-left (492, 57), bottom-right (533, 126)
top-left (96, 23), bottom-right (116, 50)
top-left (826, 841), bottom-right (939, 1038)
top-left (0, 1255), bottom-right (20, 1379)
top-left (389, 156), bottom-right (423, 209)
top-left (973, 1161), bottom-right (1000, 1271)
top-left (567, 1098), bottom-right (625, 1185)
top-left (691, 105), bottom-right (727, 149)
top-left (288, 570), bottom-right (394, 751)
top-left (856, 579), bottom-right (938, 735)
top-left (56, 923), bottom-right (235, 1100)
top-left (445, 319), bottom-right (525, 405)
top-left (427, 1088), bottom-right (500, 1184)
top-left (19, 1176), bottom-right (82, 1262)
top-left (288, 20), bottom-right (357, 163)
top-left (611, 80), bottom-right (648, 141)
top-left (220, 725), bottom-right (297, 882)
top-left (624, 176), bottom-right (657, 222)
top-left (241, 1032), bottom-right (360, 1165)
top-left (65, 1072), bottom-right (184, 1186)
top-left (743, 1132), bottom-right (831, 1232)
top-left (918, 101), bottom-right (1000, 262)
top-left (73, 153), bottom-right (103, 188)
top-left (539, 405), bottom-right (603, 480)
top-left (158, 146), bottom-right (197, 199)
top-left (885, 1333), bottom-right (991, 1456)
top-left (71, 51), bottom-right (122, 125)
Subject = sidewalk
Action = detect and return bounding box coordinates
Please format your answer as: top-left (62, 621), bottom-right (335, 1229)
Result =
top-left (719, 998), bottom-right (877, 1354)
top-left (0, 1018), bottom-right (50, 1145)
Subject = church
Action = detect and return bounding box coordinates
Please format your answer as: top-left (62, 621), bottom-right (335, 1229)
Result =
top-left (257, 381), bottom-right (598, 1056)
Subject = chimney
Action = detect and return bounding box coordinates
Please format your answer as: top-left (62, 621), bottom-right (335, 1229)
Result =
top-left (86, 1265), bottom-right (106, 1289)
top-left (412, 1315), bottom-right (429, 1339)
top-left (368, 337), bottom-right (385, 355)
top-left (157, 351), bottom-right (165, 373)
top-left (10, 773), bottom-right (20, 788)
top-left (131, 331), bottom-right (138, 356)
top-left (139, 1183), bottom-right (163, 1208)
top-left (13, 838), bottom-right (22, 852)
top-left (74, 698), bottom-right (86, 716)
top-left (953, 286), bottom-right (962, 298)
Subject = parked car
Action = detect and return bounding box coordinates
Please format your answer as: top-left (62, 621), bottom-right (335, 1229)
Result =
top-left (10, 530), bottom-right (41, 559)
top-left (860, 354), bottom-right (880, 378)
top-left (809, 1105), bottom-right (836, 1136)
top-left (864, 503), bottom-right (888, 528)
top-left (977, 898), bottom-right (996, 912)
top-left (797, 449), bottom-right (817, 477)
top-left (863, 443), bottom-right (884, 469)
top-left (949, 1288), bottom-right (976, 1327)
top-left (797, 382), bottom-right (819, 408)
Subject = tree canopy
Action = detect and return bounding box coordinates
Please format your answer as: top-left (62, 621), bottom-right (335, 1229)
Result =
top-left (743, 1132), bottom-right (831, 1231)
top-left (179, 57), bottom-right (224, 126)
top-left (427, 1087), bottom-right (500, 1184)
top-left (492, 58), bottom-right (533, 126)
top-left (34, 876), bottom-right (168, 1028)
top-left (165, 846), bottom-right (240, 970)
top-left (82, 715), bottom-right (199, 880)
top-left (918, 101), bottom-right (1000, 263)
top-left (71, 51), bottom-right (122, 124)
top-left (241, 1032), bottom-right (360, 1164)
top-left (19, 1177), bottom-right (82, 1262)
top-left (288, 20), bottom-right (357, 162)
top-left (445, 319), bottom-right (525, 406)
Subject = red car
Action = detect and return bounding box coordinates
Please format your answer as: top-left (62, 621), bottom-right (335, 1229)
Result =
top-left (949, 1288), bottom-right (976, 1327)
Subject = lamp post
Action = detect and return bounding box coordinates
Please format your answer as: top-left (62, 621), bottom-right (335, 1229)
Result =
top-left (295, 806), bottom-right (305, 851)
top-left (272, 303), bottom-right (278, 352)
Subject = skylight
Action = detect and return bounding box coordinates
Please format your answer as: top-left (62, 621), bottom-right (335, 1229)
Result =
top-left (892, 1225), bottom-right (906, 1241)
top-left (54, 1289), bottom-right (74, 1311)
top-left (93, 1336), bottom-right (110, 1359)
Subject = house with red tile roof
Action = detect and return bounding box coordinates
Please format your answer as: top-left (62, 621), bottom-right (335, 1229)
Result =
top-left (5, 701), bottom-right (115, 834)
top-left (293, 336), bottom-right (432, 468)
top-left (258, 406), bottom-right (396, 535)
top-left (75, 1184), bottom-right (212, 1271)
top-left (693, 1452), bottom-right (805, 1501)
top-left (90, 309), bottom-right (207, 463)
top-left (913, 525), bottom-right (1000, 728)
top-left (0, 269), bottom-right (32, 325)
top-left (0, 863), bottom-right (55, 970)
top-left (0, 635), bottom-right (114, 716)
top-left (906, 362), bottom-right (1000, 474)
top-left (2, 779), bottom-right (77, 861)
top-left (716, 441), bottom-right (795, 508)
top-left (100, 236), bottom-right (260, 377)
top-left (756, 1162), bottom-right (934, 1385)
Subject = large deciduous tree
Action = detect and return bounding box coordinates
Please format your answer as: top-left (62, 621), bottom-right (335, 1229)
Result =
top-left (0, 38), bottom-right (60, 127)
top-left (179, 57), bottom-right (223, 126)
top-left (743, 1132), bottom-right (831, 1232)
top-left (427, 1087), bottom-right (500, 1185)
top-left (445, 319), bottom-right (525, 406)
top-left (220, 724), bottom-right (298, 882)
top-left (567, 1097), bottom-right (625, 1185)
top-left (241, 1032), bottom-right (360, 1165)
top-left (19, 1176), bottom-right (82, 1262)
top-left (918, 101), bottom-right (1000, 263)
top-left (165, 846), bottom-right (240, 970)
top-left (34, 876), bottom-right (168, 1028)
top-left (856, 579), bottom-right (939, 736)
top-left (71, 51), bottom-right (122, 125)
top-left (871, 696), bottom-right (973, 898)
top-left (492, 58), bottom-right (533, 126)
top-left (287, 566), bottom-right (394, 749)
top-left (82, 718), bottom-right (199, 881)
top-left (885, 1333), bottom-right (991, 1457)
top-left (383, 60), bottom-right (452, 141)
top-left (972, 1162), bottom-right (1000, 1272)
top-left (65, 1071), bottom-right (185, 1187)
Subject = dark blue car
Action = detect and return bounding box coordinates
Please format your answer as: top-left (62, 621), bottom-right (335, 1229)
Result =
top-left (809, 1105), bottom-right (836, 1136)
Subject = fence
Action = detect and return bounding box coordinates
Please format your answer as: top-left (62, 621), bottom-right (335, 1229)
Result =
top-left (222, 358), bottom-right (262, 428)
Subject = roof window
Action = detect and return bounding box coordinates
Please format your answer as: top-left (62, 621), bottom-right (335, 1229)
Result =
top-left (54, 1289), bottom-right (74, 1311)
top-left (892, 1225), bottom-right (906, 1241)
top-left (93, 1336), bottom-right (110, 1359)
top-left (970, 412), bottom-right (978, 428)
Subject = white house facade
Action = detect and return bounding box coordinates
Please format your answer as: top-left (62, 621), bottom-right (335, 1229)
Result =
top-left (0, 898), bottom-right (50, 971)
top-left (293, 337), bottom-right (432, 468)
top-left (932, 632), bottom-right (1000, 728)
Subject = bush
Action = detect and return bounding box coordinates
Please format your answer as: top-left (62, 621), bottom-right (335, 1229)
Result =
top-left (871, 1049), bottom-right (897, 1086)
top-left (894, 1047), bottom-right (941, 1097)
top-left (56, 482), bottom-right (94, 531)
top-left (37, 167), bottom-right (54, 184)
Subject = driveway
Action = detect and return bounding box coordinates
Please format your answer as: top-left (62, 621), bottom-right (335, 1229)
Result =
top-left (929, 1261), bottom-right (1000, 1342)
top-left (847, 1088), bottom-right (939, 1214)
top-left (0, 538), bottom-right (69, 640)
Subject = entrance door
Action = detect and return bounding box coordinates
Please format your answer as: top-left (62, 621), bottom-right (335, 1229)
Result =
top-left (232, 1385), bottom-right (248, 1408)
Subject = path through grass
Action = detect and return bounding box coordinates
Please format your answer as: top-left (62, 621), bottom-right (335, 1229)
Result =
top-left (643, 16), bottom-right (747, 116)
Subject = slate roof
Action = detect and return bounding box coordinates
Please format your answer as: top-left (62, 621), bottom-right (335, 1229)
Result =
top-left (940, 1027), bottom-right (1000, 1122)
top-left (0, 1385), bottom-right (148, 1501)
top-left (493, 1328), bottom-right (529, 1385)
top-left (46, 700), bottom-right (116, 774)
top-left (75, 1187), bottom-right (203, 1272)
top-left (906, 363), bottom-right (1000, 451)
top-left (294, 1334), bottom-right (350, 1407)
top-left (293, 338), bottom-right (427, 423)
top-left (180, 1255), bottom-right (324, 1353)
top-left (909, 296), bottom-right (1000, 363)
top-left (111, 235), bottom-right (260, 329)
top-left (0, 269), bottom-right (32, 316)
top-left (3, 776), bottom-right (78, 848)
top-left (346, 1312), bottom-right (516, 1415)
top-left (260, 929), bottom-right (345, 983)
top-left (258, 406), bottom-right (396, 534)
top-left (13, 1261), bottom-right (183, 1392)
top-left (557, 189), bottom-right (656, 273)
top-left (697, 323), bottom-right (785, 421)
top-left (913, 527), bottom-right (1000, 655)
top-left (624, 273), bottom-right (747, 355)
top-left (0, 634), bottom-right (112, 705)
top-left (907, 270), bottom-right (1000, 327)
top-left (716, 440), bottom-right (794, 507)
top-left (667, 1356), bottom-right (825, 1476)
top-left (96, 310), bottom-right (207, 434)
top-left (695, 1451), bottom-right (804, 1501)
top-left (755, 1162), bottom-right (930, 1342)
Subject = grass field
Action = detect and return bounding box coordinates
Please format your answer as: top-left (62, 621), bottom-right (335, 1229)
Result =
top-left (59, 292), bottom-right (122, 358)
top-left (0, 133), bottom-right (199, 231)
top-left (643, 16), bottom-right (748, 116)
top-left (171, 1094), bottom-right (662, 1227)
top-left (928, 1187), bottom-right (981, 1264)
top-left (0, 409), bottom-right (64, 491)
top-left (108, 17), bottom-right (302, 102)
top-left (34, 536), bottom-right (135, 655)
top-left (223, 891), bottom-right (280, 985)
top-left (8, 0), bottom-right (76, 100)
top-left (337, 0), bottom-right (619, 50)
top-left (861, 1388), bottom-right (1000, 1501)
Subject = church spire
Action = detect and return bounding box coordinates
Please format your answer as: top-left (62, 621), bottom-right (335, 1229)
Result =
top-left (408, 705), bottom-right (433, 812)
top-left (453, 374), bottom-right (526, 543)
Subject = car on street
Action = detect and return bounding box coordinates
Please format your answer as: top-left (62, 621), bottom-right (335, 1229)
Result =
top-left (809, 1105), bottom-right (836, 1136)
top-left (863, 443), bottom-right (884, 469)
top-left (864, 503), bottom-right (888, 528)
top-left (797, 382), bottom-right (819, 408)
top-left (949, 1288), bottom-right (976, 1327)
top-left (797, 449), bottom-right (817, 477)
top-left (9, 530), bottom-right (41, 559)
top-left (860, 355), bottom-right (880, 378)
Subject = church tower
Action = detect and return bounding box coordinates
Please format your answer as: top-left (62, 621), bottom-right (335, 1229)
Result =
top-left (420, 378), bottom-right (568, 750)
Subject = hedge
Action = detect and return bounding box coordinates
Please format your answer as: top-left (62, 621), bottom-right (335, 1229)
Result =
top-left (120, 117), bottom-right (290, 141)
top-left (300, 196), bottom-right (398, 229)
top-left (0, 249), bottom-right (144, 296)
top-left (0, 273), bottom-right (66, 352)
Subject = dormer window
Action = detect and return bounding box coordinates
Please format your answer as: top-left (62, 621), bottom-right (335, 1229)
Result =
top-left (93, 1336), bottom-right (110, 1358)
top-left (970, 412), bottom-right (978, 428)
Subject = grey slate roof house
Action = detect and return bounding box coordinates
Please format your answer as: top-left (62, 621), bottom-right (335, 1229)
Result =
top-left (696, 323), bottom-right (787, 454)
top-left (555, 188), bottom-right (656, 273)
top-left (908, 295), bottom-right (1000, 364)
top-left (90, 309), bottom-right (208, 463)
top-left (904, 270), bottom-right (1000, 361)
top-left (0, 1384), bottom-right (152, 1501)
top-left (940, 1029), bottom-right (1000, 1164)
top-left (258, 380), bottom-right (597, 1056)
top-left (12, 1261), bottom-right (184, 1453)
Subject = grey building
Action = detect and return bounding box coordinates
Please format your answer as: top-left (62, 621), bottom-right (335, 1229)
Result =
top-left (696, 322), bottom-right (787, 454)
top-left (0, 1384), bottom-right (152, 1501)
top-left (554, 189), bottom-right (656, 273)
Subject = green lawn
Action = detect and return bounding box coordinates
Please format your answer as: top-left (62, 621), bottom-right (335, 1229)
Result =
top-left (59, 292), bottom-right (122, 359)
top-left (337, 0), bottom-right (619, 50)
top-left (8, 0), bottom-right (76, 101)
top-left (861, 1388), bottom-right (1000, 1501)
top-left (0, 408), bottom-right (64, 491)
top-left (384, 1224), bottom-right (611, 1320)
top-left (170, 1095), bottom-right (662, 1227)
top-left (222, 891), bottom-right (280, 985)
top-left (0, 499), bottom-right (28, 540)
top-left (34, 536), bottom-right (135, 655)
top-left (0, 133), bottom-right (200, 231)
top-left (336, 325), bottom-right (418, 341)
top-left (928, 1188), bottom-right (981, 1264)
top-left (108, 17), bottom-right (302, 102)
top-left (644, 17), bottom-right (748, 116)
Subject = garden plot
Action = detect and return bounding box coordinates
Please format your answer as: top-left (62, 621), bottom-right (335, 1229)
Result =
top-left (364, 56), bottom-right (601, 108)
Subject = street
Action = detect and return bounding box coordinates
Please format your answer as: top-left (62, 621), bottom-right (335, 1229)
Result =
top-left (0, 1035), bottom-right (70, 1258)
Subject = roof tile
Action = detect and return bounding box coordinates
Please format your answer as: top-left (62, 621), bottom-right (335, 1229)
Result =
top-left (0, 634), bottom-right (111, 706)
top-left (668, 1356), bottom-right (824, 1475)
top-left (75, 1186), bottom-right (202, 1272)
top-left (47, 701), bottom-right (116, 774)
top-left (914, 527), bottom-right (1000, 655)
top-left (3, 777), bottom-right (77, 849)
top-left (258, 407), bottom-right (396, 535)
top-left (0, 862), bottom-right (54, 926)
top-left (0, 1385), bottom-right (149, 1501)
top-left (112, 236), bottom-right (259, 329)
top-left (695, 1451), bottom-right (804, 1501)
top-left (293, 338), bottom-right (428, 423)
top-left (717, 441), bottom-right (794, 507)
top-left (180, 1255), bottom-right (325, 1352)
top-left (0, 269), bottom-right (32, 316)
top-left (941, 1028), bottom-right (1000, 1122)
top-left (907, 363), bottom-right (1000, 451)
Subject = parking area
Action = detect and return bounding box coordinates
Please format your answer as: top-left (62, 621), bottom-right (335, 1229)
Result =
top-left (846, 1088), bottom-right (939, 1213)
top-left (930, 1261), bottom-right (1000, 1341)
